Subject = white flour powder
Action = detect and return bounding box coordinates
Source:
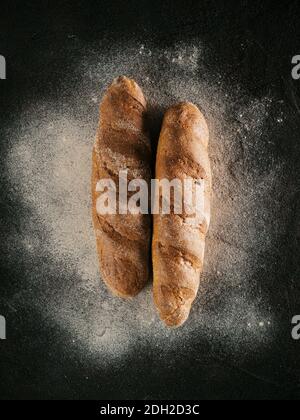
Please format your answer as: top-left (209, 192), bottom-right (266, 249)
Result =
top-left (5, 39), bottom-right (287, 365)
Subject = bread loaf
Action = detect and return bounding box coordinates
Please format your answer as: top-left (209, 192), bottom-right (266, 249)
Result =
top-left (152, 102), bottom-right (211, 327)
top-left (92, 76), bottom-right (151, 297)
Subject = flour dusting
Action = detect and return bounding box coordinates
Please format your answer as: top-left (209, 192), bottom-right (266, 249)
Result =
top-left (5, 39), bottom-right (287, 365)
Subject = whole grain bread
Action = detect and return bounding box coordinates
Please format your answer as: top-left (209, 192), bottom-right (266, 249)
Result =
top-left (92, 76), bottom-right (151, 297)
top-left (152, 102), bottom-right (211, 327)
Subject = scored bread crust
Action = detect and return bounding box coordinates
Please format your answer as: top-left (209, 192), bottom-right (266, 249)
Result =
top-left (92, 76), bottom-right (151, 298)
top-left (152, 102), bottom-right (211, 327)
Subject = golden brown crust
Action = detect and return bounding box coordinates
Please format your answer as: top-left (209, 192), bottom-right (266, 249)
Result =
top-left (152, 102), bottom-right (211, 327)
top-left (92, 76), bottom-right (151, 298)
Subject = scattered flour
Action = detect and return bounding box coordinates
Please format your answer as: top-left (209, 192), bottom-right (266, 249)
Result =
top-left (4, 39), bottom-right (285, 365)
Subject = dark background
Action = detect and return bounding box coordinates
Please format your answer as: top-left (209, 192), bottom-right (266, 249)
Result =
top-left (0, 0), bottom-right (300, 400)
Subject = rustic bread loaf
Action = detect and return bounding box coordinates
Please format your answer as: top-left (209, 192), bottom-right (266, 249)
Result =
top-left (152, 102), bottom-right (211, 327)
top-left (92, 76), bottom-right (151, 297)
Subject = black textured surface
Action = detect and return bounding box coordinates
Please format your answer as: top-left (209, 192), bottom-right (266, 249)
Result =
top-left (0, 0), bottom-right (300, 400)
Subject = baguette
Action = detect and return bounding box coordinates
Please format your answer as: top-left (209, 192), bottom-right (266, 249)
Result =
top-left (152, 102), bottom-right (211, 327)
top-left (92, 76), bottom-right (151, 297)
